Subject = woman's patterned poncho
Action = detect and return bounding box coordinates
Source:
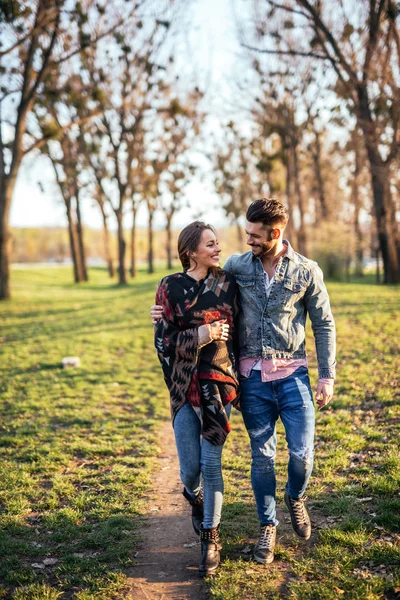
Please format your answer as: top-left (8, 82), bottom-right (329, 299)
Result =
top-left (154, 270), bottom-right (239, 446)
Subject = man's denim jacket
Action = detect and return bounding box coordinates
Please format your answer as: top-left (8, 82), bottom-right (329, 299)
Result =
top-left (224, 241), bottom-right (336, 379)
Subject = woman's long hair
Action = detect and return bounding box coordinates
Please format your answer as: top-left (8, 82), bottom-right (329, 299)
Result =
top-left (177, 221), bottom-right (222, 275)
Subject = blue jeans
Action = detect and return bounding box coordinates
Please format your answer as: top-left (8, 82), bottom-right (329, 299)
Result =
top-left (240, 367), bottom-right (315, 526)
top-left (173, 402), bottom-right (232, 529)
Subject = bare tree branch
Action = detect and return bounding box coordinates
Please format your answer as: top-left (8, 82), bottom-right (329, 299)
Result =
top-left (0, 5), bottom-right (59, 57)
top-left (23, 110), bottom-right (104, 155)
top-left (241, 42), bottom-right (331, 61)
top-left (267, 0), bottom-right (311, 19)
top-left (296, 0), bottom-right (358, 83)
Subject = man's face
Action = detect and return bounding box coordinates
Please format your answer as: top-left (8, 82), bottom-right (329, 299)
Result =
top-left (245, 221), bottom-right (279, 256)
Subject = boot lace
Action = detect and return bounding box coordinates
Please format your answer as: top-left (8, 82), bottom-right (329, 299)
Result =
top-left (289, 496), bottom-right (309, 524)
top-left (258, 525), bottom-right (275, 550)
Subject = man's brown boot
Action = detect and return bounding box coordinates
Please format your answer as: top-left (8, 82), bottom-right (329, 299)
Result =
top-left (253, 524), bottom-right (276, 564)
top-left (284, 491), bottom-right (311, 540)
top-left (199, 525), bottom-right (220, 576)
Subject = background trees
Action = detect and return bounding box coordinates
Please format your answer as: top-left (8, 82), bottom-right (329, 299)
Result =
top-left (238, 0), bottom-right (400, 282)
top-left (3, 0), bottom-right (400, 297)
top-left (0, 0), bottom-right (142, 297)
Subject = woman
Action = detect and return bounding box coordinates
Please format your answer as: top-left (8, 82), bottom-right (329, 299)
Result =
top-left (153, 221), bottom-right (238, 576)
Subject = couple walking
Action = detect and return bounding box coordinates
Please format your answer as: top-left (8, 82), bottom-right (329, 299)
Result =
top-left (151, 198), bottom-right (336, 576)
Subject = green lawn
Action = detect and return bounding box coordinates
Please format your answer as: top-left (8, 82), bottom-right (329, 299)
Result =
top-left (0, 268), bottom-right (399, 599)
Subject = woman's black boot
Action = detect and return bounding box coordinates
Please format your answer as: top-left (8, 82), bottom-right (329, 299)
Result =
top-left (199, 525), bottom-right (220, 577)
top-left (182, 488), bottom-right (203, 535)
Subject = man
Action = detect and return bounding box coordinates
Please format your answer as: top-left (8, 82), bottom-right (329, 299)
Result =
top-left (151, 198), bottom-right (336, 565)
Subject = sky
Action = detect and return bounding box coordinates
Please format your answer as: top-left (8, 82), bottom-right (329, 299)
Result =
top-left (10, 0), bottom-right (240, 231)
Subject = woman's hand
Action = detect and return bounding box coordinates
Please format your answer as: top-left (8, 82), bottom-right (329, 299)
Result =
top-left (151, 304), bottom-right (163, 325)
top-left (198, 320), bottom-right (230, 348)
top-left (209, 319), bottom-right (230, 341)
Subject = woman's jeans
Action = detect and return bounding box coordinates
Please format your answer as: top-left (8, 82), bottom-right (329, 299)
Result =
top-left (173, 402), bottom-right (232, 529)
top-left (240, 367), bottom-right (315, 527)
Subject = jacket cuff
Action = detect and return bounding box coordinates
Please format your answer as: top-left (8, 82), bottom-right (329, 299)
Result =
top-left (318, 368), bottom-right (336, 379)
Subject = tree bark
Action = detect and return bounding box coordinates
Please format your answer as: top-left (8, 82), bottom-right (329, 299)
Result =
top-left (236, 220), bottom-right (244, 253)
top-left (75, 187), bottom-right (88, 281)
top-left (357, 87), bottom-right (399, 283)
top-left (284, 146), bottom-right (296, 246)
top-left (116, 210), bottom-right (127, 285)
top-left (100, 204), bottom-right (114, 277)
top-left (352, 141), bottom-right (363, 277)
top-left (165, 213), bottom-right (173, 269)
top-left (65, 198), bottom-right (84, 283)
top-left (130, 207), bottom-right (137, 278)
top-left (292, 145), bottom-right (308, 256)
top-left (148, 209), bottom-right (154, 274)
top-left (312, 130), bottom-right (330, 220)
top-left (0, 180), bottom-right (13, 299)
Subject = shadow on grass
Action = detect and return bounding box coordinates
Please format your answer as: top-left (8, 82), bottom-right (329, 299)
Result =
top-left (3, 363), bottom-right (62, 377)
top-left (0, 512), bottom-right (143, 596)
top-left (1, 316), bottom-right (154, 343)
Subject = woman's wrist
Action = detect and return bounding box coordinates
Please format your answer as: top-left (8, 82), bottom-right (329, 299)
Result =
top-left (198, 324), bottom-right (212, 348)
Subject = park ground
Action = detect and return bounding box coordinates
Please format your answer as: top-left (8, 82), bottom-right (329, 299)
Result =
top-left (0, 267), bottom-right (399, 600)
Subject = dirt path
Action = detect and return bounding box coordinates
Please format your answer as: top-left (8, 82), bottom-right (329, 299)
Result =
top-left (127, 420), bottom-right (209, 600)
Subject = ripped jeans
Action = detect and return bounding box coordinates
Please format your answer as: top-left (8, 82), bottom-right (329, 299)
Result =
top-left (240, 367), bottom-right (315, 527)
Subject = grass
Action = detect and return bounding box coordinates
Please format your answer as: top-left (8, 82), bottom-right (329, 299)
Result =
top-left (0, 268), bottom-right (399, 599)
top-left (212, 277), bottom-right (400, 600)
top-left (0, 267), bottom-right (169, 599)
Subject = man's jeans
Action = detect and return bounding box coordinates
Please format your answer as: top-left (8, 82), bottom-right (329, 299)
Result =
top-left (173, 402), bottom-right (232, 529)
top-left (240, 367), bottom-right (315, 526)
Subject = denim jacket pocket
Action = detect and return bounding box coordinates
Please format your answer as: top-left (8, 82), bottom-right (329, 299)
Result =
top-left (281, 279), bottom-right (307, 311)
top-left (283, 279), bottom-right (306, 293)
top-left (236, 277), bottom-right (255, 288)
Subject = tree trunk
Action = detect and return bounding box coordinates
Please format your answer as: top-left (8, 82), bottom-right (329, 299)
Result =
top-left (376, 244), bottom-right (381, 284)
top-left (292, 145), bottom-right (308, 256)
top-left (116, 210), bottom-right (127, 285)
top-left (0, 180), bottom-right (13, 299)
top-left (100, 204), bottom-right (114, 277)
top-left (284, 146), bottom-right (296, 246)
top-left (352, 142), bottom-right (363, 277)
top-left (312, 131), bottom-right (330, 220)
top-left (236, 220), bottom-right (244, 252)
top-left (75, 188), bottom-right (88, 281)
top-left (357, 86), bottom-right (400, 283)
top-left (130, 207), bottom-right (137, 278)
top-left (65, 198), bottom-right (84, 283)
top-left (166, 213), bottom-right (173, 269)
top-left (148, 209), bottom-right (154, 274)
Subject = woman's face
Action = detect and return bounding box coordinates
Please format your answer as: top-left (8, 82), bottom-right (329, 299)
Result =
top-left (190, 229), bottom-right (221, 270)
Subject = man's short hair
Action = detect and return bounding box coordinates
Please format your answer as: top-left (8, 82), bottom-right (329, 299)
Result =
top-left (246, 198), bottom-right (289, 228)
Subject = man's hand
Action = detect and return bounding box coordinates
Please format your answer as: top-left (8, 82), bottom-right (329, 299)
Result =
top-left (315, 380), bottom-right (334, 410)
top-left (151, 304), bottom-right (163, 325)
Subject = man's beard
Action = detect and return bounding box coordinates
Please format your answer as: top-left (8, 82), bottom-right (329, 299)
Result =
top-left (252, 240), bottom-right (275, 256)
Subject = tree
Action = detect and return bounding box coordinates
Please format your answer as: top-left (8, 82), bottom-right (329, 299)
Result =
top-left (214, 123), bottom-right (267, 251)
top-left (240, 0), bottom-right (400, 282)
top-left (0, 0), bottom-right (137, 298)
top-left (157, 90), bottom-right (202, 268)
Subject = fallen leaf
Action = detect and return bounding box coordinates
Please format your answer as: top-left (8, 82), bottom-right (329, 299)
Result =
top-left (43, 558), bottom-right (58, 566)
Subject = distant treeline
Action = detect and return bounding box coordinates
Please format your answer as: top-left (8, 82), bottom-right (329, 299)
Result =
top-left (12, 223), bottom-right (378, 282)
top-left (12, 226), bottom-right (243, 267)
